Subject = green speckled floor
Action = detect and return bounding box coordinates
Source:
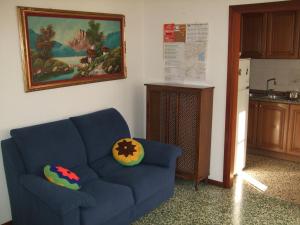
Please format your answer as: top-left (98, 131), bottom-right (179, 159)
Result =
top-left (133, 178), bottom-right (300, 225)
top-left (244, 154), bottom-right (300, 205)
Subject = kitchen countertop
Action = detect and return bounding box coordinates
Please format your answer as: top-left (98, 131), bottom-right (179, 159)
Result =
top-left (250, 96), bottom-right (300, 105)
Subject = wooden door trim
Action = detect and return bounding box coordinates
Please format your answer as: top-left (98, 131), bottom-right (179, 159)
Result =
top-left (224, 1), bottom-right (300, 188)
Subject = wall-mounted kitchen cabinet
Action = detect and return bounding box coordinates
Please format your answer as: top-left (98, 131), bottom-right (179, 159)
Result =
top-left (241, 13), bottom-right (267, 58)
top-left (266, 11), bottom-right (300, 58)
top-left (241, 10), bottom-right (300, 59)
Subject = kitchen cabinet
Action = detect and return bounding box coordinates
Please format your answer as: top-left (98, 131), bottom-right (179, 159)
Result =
top-left (241, 13), bottom-right (267, 58)
top-left (266, 11), bottom-right (300, 58)
top-left (247, 100), bottom-right (300, 160)
top-left (256, 102), bottom-right (289, 152)
top-left (145, 83), bottom-right (214, 189)
top-left (240, 10), bottom-right (300, 59)
top-left (247, 100), bottom-right (258, 148)
top-left (287, 105), bottom-right (300, 156)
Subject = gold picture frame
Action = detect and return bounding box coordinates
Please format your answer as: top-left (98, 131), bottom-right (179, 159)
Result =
top-left (17, 6), bottom-right (126, 92)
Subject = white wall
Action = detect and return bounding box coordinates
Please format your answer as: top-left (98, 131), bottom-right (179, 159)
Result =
top-left (0, 0), bottom-right (144, 223)
top-left (0, 0), bottom-right (287, 223)
top-left (250, 59), bottom-right (300, 91)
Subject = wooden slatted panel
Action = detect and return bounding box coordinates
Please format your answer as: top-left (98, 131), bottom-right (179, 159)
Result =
top-left (168, 92), bottom-right (178, 144)
top-left (159, 92), bottom-right (167, 142)
top-left (176, 92), bottom-right (199, 174)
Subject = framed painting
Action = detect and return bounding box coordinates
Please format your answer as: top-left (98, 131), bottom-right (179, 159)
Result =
top-left (17, 6), bottom-right (126, 92)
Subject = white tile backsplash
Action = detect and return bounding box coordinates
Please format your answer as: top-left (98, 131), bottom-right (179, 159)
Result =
top-left (250, 59), bottom-right (300, 92)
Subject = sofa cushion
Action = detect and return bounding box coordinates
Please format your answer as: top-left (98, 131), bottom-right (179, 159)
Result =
top-left (112, 138), bottom-right (144, 166)
top-left (91, 157), bottom-right (174, 204)
top-left (71, 108), bottom-right (131, 162)
top-left (10, 119), bottom-right (87, 175)
top-left (80, 179), bottom-right (134, 225)
top-left (44, 165), bottom-right (81, 190)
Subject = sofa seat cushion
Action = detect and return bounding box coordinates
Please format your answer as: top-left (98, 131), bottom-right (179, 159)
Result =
top-left (10, 119), bottom-right (87, 175)
top-left (91, 157), bottom-right (174, 204)
top-left (80, 179), bottom-right (134, 225)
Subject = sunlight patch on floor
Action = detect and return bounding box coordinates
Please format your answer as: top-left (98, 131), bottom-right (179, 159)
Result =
top-left (238, 171), bottom-right (268, 192)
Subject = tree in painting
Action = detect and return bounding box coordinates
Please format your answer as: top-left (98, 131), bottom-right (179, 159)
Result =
top-left (36, 25), bottom-right (55, 60)
top-left (76, 20), bottom-right (121, 77)
top-left (86, 20), bottom-right (104, 56)
top-left (31, 25), bottom-right (73, 82)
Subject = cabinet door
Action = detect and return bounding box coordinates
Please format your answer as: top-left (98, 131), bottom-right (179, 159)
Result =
top-left (287, 105), bottom-right (300, 156)
top-left (266, 11), bottom-right (300, 58)
top-left (241, 13), bottom-right (267, 58)
top-left (146, 88), bottom-right (166, 142)
top-left (176, 92), bottom-right (199, 175)
top-left (247, 100), bottom-right (258, 148)
top-left (256, 102), bottom-right (289, 152)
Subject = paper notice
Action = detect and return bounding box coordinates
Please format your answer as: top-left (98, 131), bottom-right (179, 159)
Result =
top-left (186, 23), bottom-right (208, 43)
top-left (163, 23), bottom-right (208, 82)
top-left (164, 24), bottom-right (186, 42)
top-left (164, 43), bottom-right (185, 81)
top-left (184, 42), bottom-right (207, 80)
top-left (164, 24), bottom-right (175, 42)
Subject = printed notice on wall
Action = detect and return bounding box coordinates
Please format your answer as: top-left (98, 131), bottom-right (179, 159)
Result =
top-left (163, 23), bottom-right (208, 82)
top-left (164, 43), bottom-right (185, 81)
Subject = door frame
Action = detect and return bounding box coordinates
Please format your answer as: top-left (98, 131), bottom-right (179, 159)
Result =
top-left (223, 0), bottom-right (300, 188)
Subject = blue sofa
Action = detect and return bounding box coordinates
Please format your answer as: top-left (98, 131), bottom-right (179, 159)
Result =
top-left (1, 108), bottom-right (181, 225)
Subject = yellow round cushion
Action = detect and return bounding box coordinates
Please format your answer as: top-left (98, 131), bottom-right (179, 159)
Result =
top-left (112, 138), bottom-right (144, 166)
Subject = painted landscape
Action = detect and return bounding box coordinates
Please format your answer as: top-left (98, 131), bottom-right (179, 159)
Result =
top-left (27, 16), bottom-right (122, 83)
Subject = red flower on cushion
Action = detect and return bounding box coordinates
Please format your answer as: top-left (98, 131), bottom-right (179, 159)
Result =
top-left (56, 166), bottom-right (80, 181)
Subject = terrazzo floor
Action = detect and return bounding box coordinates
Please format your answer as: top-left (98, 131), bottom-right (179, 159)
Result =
top-left (134, 155), bottom-right (300, 225)
top-left (244, 154), bottom-right (300, 205)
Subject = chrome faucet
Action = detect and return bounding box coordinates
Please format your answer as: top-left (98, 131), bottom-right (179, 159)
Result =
top-left (266, 78), bottom-right (277, 96)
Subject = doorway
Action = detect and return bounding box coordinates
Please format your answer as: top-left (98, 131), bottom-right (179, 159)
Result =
top-left (223, 1), bottom-right (300, 188)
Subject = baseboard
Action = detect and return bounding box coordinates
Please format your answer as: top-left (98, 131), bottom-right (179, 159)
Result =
top-left (207, 179), bottom-right (224, 187)
top-left (2, 221), bottom-right (12, 225)
top-left (248, 148), bottom-right (300, 163)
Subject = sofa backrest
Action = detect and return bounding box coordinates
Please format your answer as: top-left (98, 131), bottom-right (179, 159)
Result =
top-left (70, 108), bottom-right (130, 163)
top-left (10, 119), bottom-right (87, 175)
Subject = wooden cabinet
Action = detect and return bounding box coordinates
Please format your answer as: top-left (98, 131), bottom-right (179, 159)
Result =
top-left (256, 102), bottom-right (289, 152)
top-left (266, 11), bottom-right (300, 58)
top-left (287, 105), bottom-right (300, 156)
top-left (247, 100), bottom-right (259, 148)
top-left (247, 100), bottom-right (300, 160)
top-left (145, 83), bottom-right (214, 189)
top-left (241, 13), bottom-right (267, 58)
top-left (240, 10), bottom-right (300, 59)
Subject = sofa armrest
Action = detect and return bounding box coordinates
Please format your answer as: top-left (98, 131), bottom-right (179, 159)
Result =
top-left (134, 138), bottom-right (182, 168)
top-left (20, 175), bottom-right (96, 216)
